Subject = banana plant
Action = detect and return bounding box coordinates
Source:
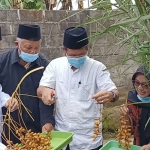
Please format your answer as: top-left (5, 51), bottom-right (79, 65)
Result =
top-left (91, 0), bottom-right (112, 10)
top-left (0, 0), bottom-right (46, 9)
top-left (22, 0), bottom-right (46, 9)
top-left (0, 0), bottom-right (11, 9)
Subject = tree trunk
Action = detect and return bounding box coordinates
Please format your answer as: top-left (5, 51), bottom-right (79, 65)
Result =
top-left (78, 0), bottom-right (84, 9)
top-left (60, 0), bottom-right (72, 10)
top-left (44, 0), bottom-right (50, 10)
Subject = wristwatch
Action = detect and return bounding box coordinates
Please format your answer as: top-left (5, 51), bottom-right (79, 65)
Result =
top-left (110, 91), bottom-right (116, 102)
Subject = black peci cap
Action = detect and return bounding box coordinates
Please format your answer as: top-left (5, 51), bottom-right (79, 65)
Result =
top-left (17, 24), bottom-right (41, 41)
top-left (63, 27), bottom-right (89, 49)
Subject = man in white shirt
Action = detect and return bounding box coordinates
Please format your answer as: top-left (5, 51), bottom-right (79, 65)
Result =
top-left (37, 27), bottom-right (119, 150)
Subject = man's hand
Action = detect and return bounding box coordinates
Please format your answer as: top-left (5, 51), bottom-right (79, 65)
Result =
top-left (5, 97), bottom-right (19, 111)
top-left (37, 86), bottom-right (56, 105)
top-left (42, 123), bottom-right (54, 134)
top-left (92, 90), bottom-right (113, 104)
top-left (141, 144), bottom-right (150, 150)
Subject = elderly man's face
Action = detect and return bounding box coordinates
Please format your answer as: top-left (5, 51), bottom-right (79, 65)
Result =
top-left (15, 39), bottom-right (41, 54)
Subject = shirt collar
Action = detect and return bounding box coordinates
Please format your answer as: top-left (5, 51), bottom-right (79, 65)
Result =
top-left (10, 48), bottom-right (41, 66)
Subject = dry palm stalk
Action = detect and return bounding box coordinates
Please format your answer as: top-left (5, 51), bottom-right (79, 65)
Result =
top-left (1, 67), bottom-right (48, 148)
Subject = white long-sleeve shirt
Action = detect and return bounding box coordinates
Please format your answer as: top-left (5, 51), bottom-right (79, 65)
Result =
top-left (0, 84), bottom-right (10, 143)
top-left (0, 142), bottom-right (6, 149)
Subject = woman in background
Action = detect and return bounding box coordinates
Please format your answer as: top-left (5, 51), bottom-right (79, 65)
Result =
top-left (119, 66), bottom-right (150, 146)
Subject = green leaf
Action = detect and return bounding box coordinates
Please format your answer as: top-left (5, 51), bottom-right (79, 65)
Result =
top-left (146, 0), bottom-right (150, 5)
top-left (103, 55), bottom-right (138, 71)
top-left (117, 30), bottom-right (141, 45)
top-left (122, 37), bottom-right (135, 63)
top-left (36, 0), bottom-right (41, 7)
top-left (36, 5), bottom-right (41, 9)
top-left (119, 26), bottom-right (133, 34)
top-left (118, 15), bottom-right (150, 26)
top-left (41, 4), bottom-right (46, 10)
top-left (135, 0), bottom-right (145, 15)
top-left (24, 0), bottom-right (35, 2)
top-left (0, 4), bottom-right (11, 9)
top-left (92, 0), bottom-right (112, 10)
top-left (121, 64), bottom-right (136, 75)
top-left (77, 11), bottom-right (125, 28)
top-left (0, 0), bottom-right (6, 5)
top-left (5, 0), bottom-right (11, 6)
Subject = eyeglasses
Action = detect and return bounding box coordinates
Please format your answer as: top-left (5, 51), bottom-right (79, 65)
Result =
top-left (132, 80), bottom-right (150, 89)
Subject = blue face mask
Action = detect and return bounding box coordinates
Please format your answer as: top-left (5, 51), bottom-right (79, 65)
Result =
top-left (19, 51), bottom-right (39, 63)
top-left (67, 55), bottom-right (87, 68)
top-left (137, 94), bottom-right (150, 102)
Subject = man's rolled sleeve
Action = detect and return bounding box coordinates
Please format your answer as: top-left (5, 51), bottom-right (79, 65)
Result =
top-left (39, 61), bottom-right (56, 127)
top-left (39, 62), bottom-right (56, 89)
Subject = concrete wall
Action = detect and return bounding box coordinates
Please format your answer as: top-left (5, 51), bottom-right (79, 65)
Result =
top-left (0, 9), bottom-right (137, 98)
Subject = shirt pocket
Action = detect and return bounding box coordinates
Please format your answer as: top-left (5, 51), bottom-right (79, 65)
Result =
top-left (77, 83), bottom-right (95, 101)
